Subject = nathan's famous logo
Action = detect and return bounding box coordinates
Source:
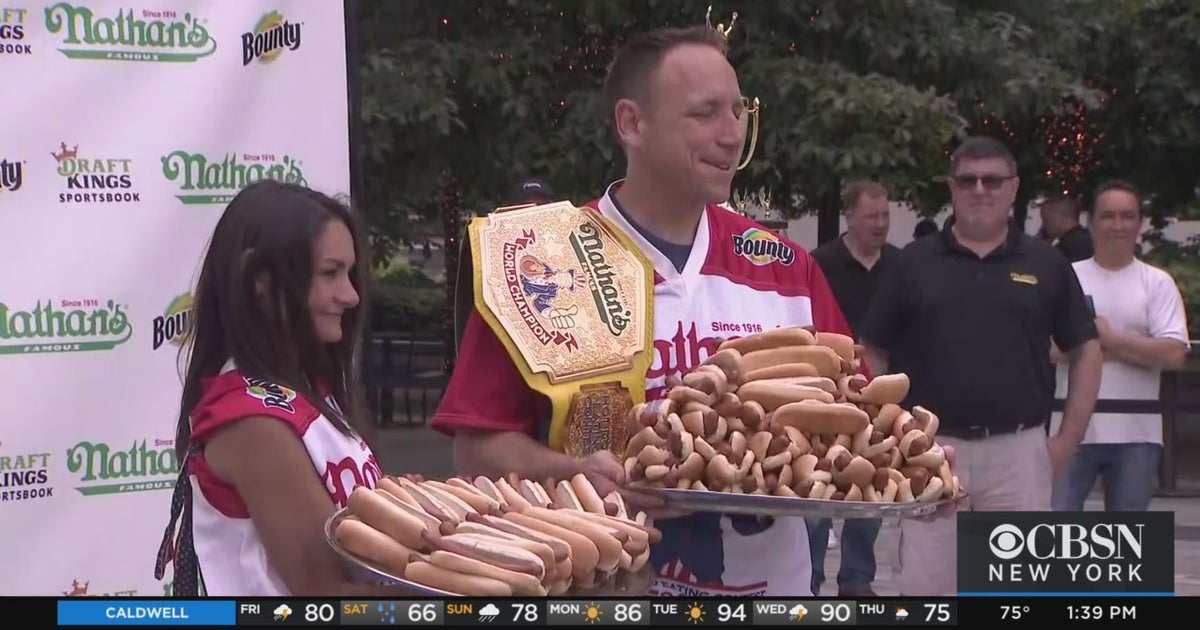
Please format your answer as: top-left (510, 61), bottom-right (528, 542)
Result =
top-left (242, 10), bottom-right (301, 66)
top-left (161, 150), bottom-right (307, 205)
top-left (0, 439), bottom-right (53, 503)
top-left (61, 579), bottom-right (138, 597)
top-left (732, 228), bottom-right (795, 266)
top-left (504, 230), bottom-right (582, 351)
top-left (0, 157), bottom-right (23, 195)
top-left (0, 299), bottom-right (132, 355)
top-left (53, 142), bottom-right (139, 204)
top-left (43, 2), bottom-right (216, 63)
top-left (569, 221), bottom-right (633, 337)
top-left (67, 438), bottom-right (176, 496)
top-left (153, 293), bottom-right (191, 350)
top-left (1, 7), bottom-right (32, 55)
top-left (245, 377), bottom-right (297, 414)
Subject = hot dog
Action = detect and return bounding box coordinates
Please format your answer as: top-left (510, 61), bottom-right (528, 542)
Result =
top-left (377, 477), bottom-right (420, 507)
top-left (912, 405), bottom-right (941, 440)
top-left (520, 506), bottom-right (624, 573)
top-left (858, 373), bottom-right (910, 405)
top-left (503, 511), bottom-right (601, 585)
top-left (437, 478), bottom-right (502, 514)
top-left (745, 363), bottom-right (821, 382)
top-left (851, 424), bottom-right (898, 459)
top-left (494, 477), bottom-right (533, 512)
top-left (450, 523), bottom-right (560, 573)
top-left (428, 550), bottom-right (547, 596)
top-left (376, 486), bottom-right (452, 535)
top-left (346, 487), bottom-right (429, 550)
top-left (773, 399), bottom-right (870, 435)
top-left (468, 514), bottom-right (572, 562)
top-left (906, 442), bottom-right (946, 470)
top-left (419, 481), bottom-right (481, 520)
top-left (702, 347), bottom-right (747, 387)
top-left (717, 325), bottom-right (816, 354)
top-left (424, 531), bottom-right (546, 579)
top-left (740, 345), bottom-right (841, 379)
top-left (566, 474), bottom-right (607, 515)
top-left (737, 381), bottom-right (836, 411)
top-left (815, 331), bottom-right (856, 364)
top-left (334, 518), bottom-right (413, 576)
top-left (404, 560), bottom-right (513, 596)
top-left (397, 479), bottom-right (462, 525)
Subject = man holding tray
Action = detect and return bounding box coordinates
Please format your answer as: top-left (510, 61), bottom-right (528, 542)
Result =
top-left (432, 22), bottom-right (862, 597)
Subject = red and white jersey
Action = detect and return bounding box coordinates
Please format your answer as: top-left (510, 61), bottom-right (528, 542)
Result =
top-left (433, 181), bottom-right (855, 597)
top-left (188, 363), bottom-right (383, 596)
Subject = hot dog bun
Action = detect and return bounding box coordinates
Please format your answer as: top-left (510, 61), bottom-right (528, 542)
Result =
top-left (377, 477), bottom-right (419, 507)
top-left (470, 514), bottom-right (571, 563)
top-left (451, 523), bottom-right (560, 572)
top-left (503, 512), bottom-right (600, 584)
top-left (428, 550), bottom-right (547, 596)
top-left (404, 560), bottom-right (513, 597)
top-left (859, 373), bottom-right (910, 405)
top-left (718, 326), bottom-right (816, 354)
top-left (773, 400), bottom-right (870, 435)
top-left (426, 532), bottom-right (546, 580)
top-left (741, 345), bottom-right (841, 379)
top-left (570, 474), bottom-right (607, 514)
top-left (521, 506), bottom-right (623, 573)
top-left (815, 331), bottom-right (856, 363)
top-left (737, 381), bottom-right (836, 411)
top-left (744, 363), bottom-right (821, 382)
top-left (334, 518), bottom-right (413, 576)
top-left (346, 487), bottom-right (429, 550)
top-left (439, 478), bottom-right (502, 514)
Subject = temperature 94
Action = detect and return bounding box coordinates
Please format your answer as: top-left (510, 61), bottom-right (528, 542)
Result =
top-left (1000, 605), bottom-right (1031, 621)
top-left (716, 603), bottom-right (747, 623)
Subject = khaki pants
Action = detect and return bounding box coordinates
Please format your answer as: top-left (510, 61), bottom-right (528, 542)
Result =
top-left (897, 426), bottom-right (1052, 596)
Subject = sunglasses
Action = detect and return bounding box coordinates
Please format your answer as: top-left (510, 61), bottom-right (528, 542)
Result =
top-left (951, 174), bottom-right (1014, 190)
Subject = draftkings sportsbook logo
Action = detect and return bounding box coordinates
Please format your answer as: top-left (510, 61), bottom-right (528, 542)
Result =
top-left (732, 228), bottom-right (795, 266)
top-left (43, 2), bottom-right (216, 63)
top-left (0, 298), bottom-right (132, 355)
top-left (67, 438), bottom-right (177, 496)
top-left (0, 157), bottom-right (23, 195)
top-left (0, 439), bottom-right (53, 503)
top-left (161, 150), bottom-right (307, 205)
top-left (1, 7), bottom-right (32, 55)
top-left (957, 512), bottom-right (1175, 595)
top-left (53, 142), bottom-right (140, 204)
top-left (242, 10), bottom-right (301, 66)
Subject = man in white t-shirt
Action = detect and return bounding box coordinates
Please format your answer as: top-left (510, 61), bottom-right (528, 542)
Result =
top-left (1051, 179), bottom-right (1190, 511)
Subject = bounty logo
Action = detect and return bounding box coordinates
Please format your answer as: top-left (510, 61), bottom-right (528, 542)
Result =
top-left (161, 150), bottom-right (307, 205)
top-left (53, 142), bottom-right (140, 204)
top-left (43, 2), bottom-right (216, 63)
top-left (0, 7), bottom-right (32, 55)
top-left (245, 377), bottom-right (297, 414)
top-left (241, 10), bottom-right (301, 66)
top-left (152, 293), bottom-right (191, 350)
top-left (732, 228), bottom-right (795, 266)
top-left (0, 298), bottom-right (132, 355)
top-left (0, 440), bottom-right (53, 503)
top-left (0, 157), bottom-right (22, 195)
top-left (67, 438), bottom-right (177, 496)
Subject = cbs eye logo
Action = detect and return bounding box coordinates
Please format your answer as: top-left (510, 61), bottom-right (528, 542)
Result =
top-left (989, 524), bottom-right (1026, 560)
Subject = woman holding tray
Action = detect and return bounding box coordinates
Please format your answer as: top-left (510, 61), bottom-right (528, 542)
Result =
top-left (154, 181), bottom-right (417, 597)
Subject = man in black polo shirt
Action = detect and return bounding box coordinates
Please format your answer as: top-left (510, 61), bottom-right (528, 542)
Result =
top-left (807, 179), bottom-right (901, 597)
top-left (860, 136), bottom-right (1102, 596)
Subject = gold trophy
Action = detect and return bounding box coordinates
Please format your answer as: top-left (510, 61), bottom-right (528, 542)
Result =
top-left (707, 5), bottom-right (761, 172)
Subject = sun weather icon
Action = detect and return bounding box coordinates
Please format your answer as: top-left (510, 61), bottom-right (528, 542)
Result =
top-left (583, 603), bottom-right (602, 624)
top-left (687, 602), bottom-right (705, 623)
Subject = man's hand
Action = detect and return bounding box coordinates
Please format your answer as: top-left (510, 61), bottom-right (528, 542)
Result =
top-left (1095, 316), bottom-right (1114, 347)
top-left (1046, 433), bottom-right (1078, 480)
top-left (579, 450), bottom-right (625, 499)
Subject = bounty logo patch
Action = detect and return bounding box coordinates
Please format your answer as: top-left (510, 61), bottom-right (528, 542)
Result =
top-left (732, 228), bottom-right (795, 266)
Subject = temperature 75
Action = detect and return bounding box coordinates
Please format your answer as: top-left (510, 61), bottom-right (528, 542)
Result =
top-left (1001, 605), bottom-right (1031, 621)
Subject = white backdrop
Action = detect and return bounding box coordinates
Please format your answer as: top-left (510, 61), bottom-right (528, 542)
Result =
top-left (0, 0), bottom-right (351, 596)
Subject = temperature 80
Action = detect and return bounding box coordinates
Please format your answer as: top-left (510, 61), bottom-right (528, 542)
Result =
top-left (1001, 605), bottom-right (1031, 620)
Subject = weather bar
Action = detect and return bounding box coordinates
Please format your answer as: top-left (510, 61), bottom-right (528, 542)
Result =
top-left (52, 596), bottom-right (1190, 626)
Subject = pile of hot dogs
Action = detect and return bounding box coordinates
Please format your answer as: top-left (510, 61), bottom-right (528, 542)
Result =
top-left (334, 473), bottom-right (660, 596)
top-left (622, 326), bottom-right (963, 503)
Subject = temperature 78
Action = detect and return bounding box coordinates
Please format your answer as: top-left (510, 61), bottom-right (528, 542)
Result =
top-left (1000, 605), bottom-right (1031, 621)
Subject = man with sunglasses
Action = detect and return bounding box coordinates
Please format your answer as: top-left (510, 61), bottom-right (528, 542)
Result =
top-left (859, 136), bottom-right (1103, 596)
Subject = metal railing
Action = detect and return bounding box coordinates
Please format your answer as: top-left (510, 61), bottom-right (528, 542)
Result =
top-left (364, 331), bottom-right (447, 427)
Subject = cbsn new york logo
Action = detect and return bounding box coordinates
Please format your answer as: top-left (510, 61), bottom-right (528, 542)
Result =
top-left (957, 512), bottom-right (1175, 595)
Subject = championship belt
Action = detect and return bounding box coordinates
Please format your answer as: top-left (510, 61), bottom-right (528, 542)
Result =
top-left (464, 202), bottom-right (655, 458)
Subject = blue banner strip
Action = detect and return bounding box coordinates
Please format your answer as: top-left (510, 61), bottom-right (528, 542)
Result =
top-left (57, 600), bottom-right (236, 626)
top-left (959, 592), bottom-right (1174, 597)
